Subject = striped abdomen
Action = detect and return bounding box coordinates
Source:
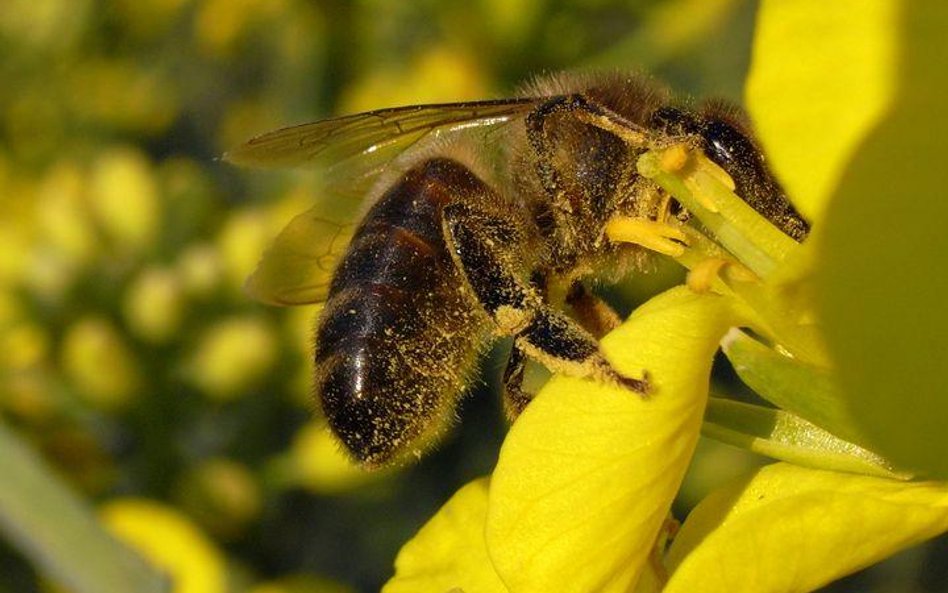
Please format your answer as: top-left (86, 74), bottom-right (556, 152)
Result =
top-left (314, 158), bottom-right (492, 466)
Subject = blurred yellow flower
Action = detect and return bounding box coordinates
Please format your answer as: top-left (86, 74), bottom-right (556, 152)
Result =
top-left (287, 421), bottom-right (386, 494)
top-left (218, 187), bottom-right (316, 296)
top-left (0, 321), bottom-right (49, 371)
top-left (123, 266), bottom-right (186, 343)
top-left (339, 45), bottom-right (489, 114)
top-left (477, 0), bottom-right (541, 47)
top-left (88, 147), bottom-right (162, 252)
top-left (1, 373), bottom-right (58, 425)
top-left (249, 574), bottom-right (355, 593)
top-left (68, 58), bottom-right (179, 134)
top-left (0, 0), bottom-right (88, 52)
top-left (99, 498), bottom-right (227, 593)
top-left (0, 219), bottom-right (34, 286)
top-left (35, 160), bottom-right (98, 267)
top-left (176, 244), bottom-right (225, 298)
top-left (218, 209), bottom-right (277, 293)
top-left (0, 314), bottom-right (53, 422)
top-left (61, 316), bottom-right (141, 410)
top-left (194, 0), bottom-right (287, 57)
top-left (186, 315), bottom-right (277, 399)
top-left (174, 458), bottom-right (262, 539)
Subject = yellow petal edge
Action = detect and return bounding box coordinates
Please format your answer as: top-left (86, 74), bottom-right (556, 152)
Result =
top-left (383, 478), bottom-right (507, 593)
top-left (665, 463), bottom-right (948, 592)
top-left (486, 287), bottom-right (745, 593)
top-left (746, 0), bottom-right (900, 221)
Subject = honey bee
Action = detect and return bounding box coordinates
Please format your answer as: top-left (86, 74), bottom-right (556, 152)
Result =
top-left (227, 72), bottom-right (808, 467)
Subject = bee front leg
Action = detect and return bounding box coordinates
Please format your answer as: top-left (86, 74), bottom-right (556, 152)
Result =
top-left (443, 204), bottom-right (650, 415)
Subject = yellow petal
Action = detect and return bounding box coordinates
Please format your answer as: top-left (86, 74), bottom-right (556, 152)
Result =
top-left (746, 0), bottom-right (900, 221)
top-left (815, 1), bottom-right (948, 478)
top-left (486, 287), bottom-right (744, 593)
top-left (99, 498), bottom-right (227, 593)
top-left (382, 478), bottom-right (508, 593)
top-left (665, 463), bottom-right (948, 592)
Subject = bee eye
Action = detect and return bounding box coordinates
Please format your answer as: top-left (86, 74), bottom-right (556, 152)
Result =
top-left (699, 120), bottom-right (754, 167)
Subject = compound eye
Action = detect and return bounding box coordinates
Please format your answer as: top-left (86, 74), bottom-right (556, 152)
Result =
top-left (700, 119), bottom-right (755, 167)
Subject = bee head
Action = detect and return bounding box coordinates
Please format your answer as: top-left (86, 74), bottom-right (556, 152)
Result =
top-left (649, 103), bottom-right (808, 240)
top-left (650, 103), bottom-right (773, 193)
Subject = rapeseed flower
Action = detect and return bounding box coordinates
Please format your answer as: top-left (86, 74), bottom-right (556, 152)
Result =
top-left (383, 2), bottom-right (948, 591)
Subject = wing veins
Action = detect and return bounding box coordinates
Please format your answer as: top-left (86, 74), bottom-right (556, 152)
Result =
top-left (225, 97), bottom-right (539, 168)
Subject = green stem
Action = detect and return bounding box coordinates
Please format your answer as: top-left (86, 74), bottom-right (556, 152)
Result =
top-left (0, 419), bottom-right (169, 593)
top-left (637, 149), bottom-right (797, 279)
top-left (703, 397), bottom-right (904, 479)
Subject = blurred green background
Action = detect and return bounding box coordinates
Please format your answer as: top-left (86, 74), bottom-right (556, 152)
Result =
top-left (0, 0), bottom-right (945, 591)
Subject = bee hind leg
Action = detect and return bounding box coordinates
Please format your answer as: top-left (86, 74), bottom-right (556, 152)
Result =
top-left (443, 204), bottom-right (650, 415)
top-left (502, 311), bottom-right (649, 419)
top-left (565, 282), bottom-right (621, 339)
top-left (512, 306), bottom-right (650, 399)
top-left (501, 342), bottom-right (533, 418)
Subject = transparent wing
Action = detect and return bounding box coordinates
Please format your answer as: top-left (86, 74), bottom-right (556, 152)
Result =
top-left (233, 98), bottom-right (540, 306)
top-left (223, 98), bottom-right (538, 170)
top-left (244, 207), bottom-right (356, 306)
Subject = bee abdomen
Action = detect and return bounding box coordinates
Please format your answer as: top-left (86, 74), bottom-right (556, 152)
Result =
top-left (314, 159), bottom-right (493, 466)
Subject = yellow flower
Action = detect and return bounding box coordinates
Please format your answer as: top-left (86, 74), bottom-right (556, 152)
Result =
top-left (61, 316), bottom-right (142, 410)
top-left (88, 147), bottom-right (161, 252)
top-left (185, 315), bottom-right (277, 399)
top-left (123, 266), bottom-right (186, 343)
top-left (384, 479), bottom-right (506, 593)
top-left (248, 573), bottom-right (355, 593)
top-left (284, 421), bottom-right (388, 494)
top-left (173, 458), bottom-right (262, 539)
top-left (383, 2), bottom-right (948, 591)
top-left (99, 498), bottom-right (227, 593)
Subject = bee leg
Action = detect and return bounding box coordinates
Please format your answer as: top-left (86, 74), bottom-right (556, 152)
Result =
top-left (501, 343), bottom-right (533, 418)
top-left (513, 307), bottom-right (650, 396)
top-left (443, 204), bottom-right (650, 399)
top-left (565, 283), bottom-right (621, 339)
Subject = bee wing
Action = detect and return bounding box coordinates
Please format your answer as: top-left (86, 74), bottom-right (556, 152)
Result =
top-left (244, 207), bottom-right (356, 306)
top-left (223, 98), bottom-right (539, 170)
top-left (233, 98), bottom-right (540, 306)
